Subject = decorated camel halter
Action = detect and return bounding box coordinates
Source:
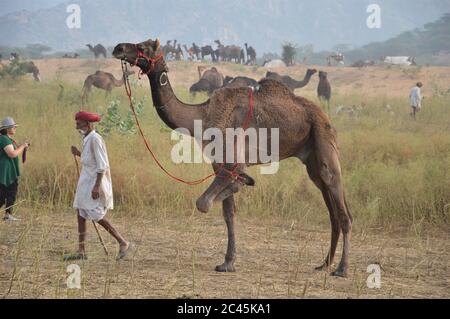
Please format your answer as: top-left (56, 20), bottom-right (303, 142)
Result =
top-left (131, 43), bottom-right (164, 76)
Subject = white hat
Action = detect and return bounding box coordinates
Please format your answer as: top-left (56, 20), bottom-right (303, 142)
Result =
top-left (0, 117), bottom-right (19, 131)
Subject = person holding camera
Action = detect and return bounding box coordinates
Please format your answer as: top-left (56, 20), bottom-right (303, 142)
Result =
top-left (0, 117), bottom-right (29, 221)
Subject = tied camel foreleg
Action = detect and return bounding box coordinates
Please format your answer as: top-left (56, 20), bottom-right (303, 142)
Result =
top-left (196, 163), bottom-right (255, 272)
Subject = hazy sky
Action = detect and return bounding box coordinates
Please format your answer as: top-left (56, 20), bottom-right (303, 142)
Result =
top-left (0, 0), bottom-right (66, 15)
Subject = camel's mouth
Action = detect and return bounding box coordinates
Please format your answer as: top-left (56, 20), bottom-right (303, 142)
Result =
top-left (112, 44), bottom-right (134, 61)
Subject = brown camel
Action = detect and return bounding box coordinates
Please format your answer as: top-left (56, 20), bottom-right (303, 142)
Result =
top-left (113, 38), bottom-right (353, 277)
top-left (317, 71), bottom-right (332, 113)
top-left (190, 67), bottom-right (224, 95)
top-left (82, 70), bottom-right (134, 104)
top-left (86, 44), bottom-right (107, 59)
top-left (20, 61), bottom-right (41, 82)
top-left (223, 76), bottom-right (258, 88)
top-left (266, 69), bottom-right (317, 92)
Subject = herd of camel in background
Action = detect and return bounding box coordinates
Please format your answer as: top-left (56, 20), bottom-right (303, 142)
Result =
top-left (80, 41), bottom-right (257, 65)
top-left (81, 65), bottom-right (331, 110)
top-left (189, 66), bottom-right (331, 111)
top-left (1, 40), bottom-right (417, 115)
top-left (0, 42), bottom-right (331, 108)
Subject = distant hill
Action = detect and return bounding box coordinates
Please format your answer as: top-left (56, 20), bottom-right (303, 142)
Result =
top-left (342, 13), bottom-right (450, 65)
top-left (0, 0), bottom-right (449, 54)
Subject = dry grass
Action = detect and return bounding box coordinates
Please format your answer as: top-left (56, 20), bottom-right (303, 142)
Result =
top-left (0, 209), bottom-right (448, 299)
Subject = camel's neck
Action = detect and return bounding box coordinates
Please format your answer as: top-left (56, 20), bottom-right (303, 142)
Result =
top-left (287, 72), bottom-right (314, 89)
top-left (147, 70), bottom-right (207, 135)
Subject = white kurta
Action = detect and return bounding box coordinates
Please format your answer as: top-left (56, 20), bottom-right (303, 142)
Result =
top-left (73, 130), bottom-right (113, 213)
top-left (410, 86), bottom-right (422, 108)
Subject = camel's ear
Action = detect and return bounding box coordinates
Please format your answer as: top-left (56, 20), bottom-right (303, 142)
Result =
top-left (154, 38), bottom-right (161, 50)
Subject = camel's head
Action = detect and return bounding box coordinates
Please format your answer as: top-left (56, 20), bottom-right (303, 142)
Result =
top-left (319, 71), bottom-right (328, 78)
top-left (307, 68), bottom-right (318, 76)
top-left (189, 78), bottom-right (212, 94)
top-left (113, 38), bottom-right (165, 73)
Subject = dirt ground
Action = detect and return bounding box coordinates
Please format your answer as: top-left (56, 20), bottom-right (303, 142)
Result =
top-left (1, 209), bottom-right (448, 299)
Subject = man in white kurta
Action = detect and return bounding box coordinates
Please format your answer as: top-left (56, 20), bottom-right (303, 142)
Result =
top-left (73, 129), bottom-right (113, 221)
top-left (64, 111), bottom-right (131, 261)
top-left (409, 82), bottom-right (423, 120)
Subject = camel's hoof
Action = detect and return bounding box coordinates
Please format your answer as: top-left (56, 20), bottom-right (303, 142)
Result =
top-left (331, 269), bottom-right (348, 278)
top-left (215, 263), bottom-right (236, 273)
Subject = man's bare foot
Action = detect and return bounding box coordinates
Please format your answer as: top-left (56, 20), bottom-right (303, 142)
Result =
top-left (117, 242), bottom-right (133, 260)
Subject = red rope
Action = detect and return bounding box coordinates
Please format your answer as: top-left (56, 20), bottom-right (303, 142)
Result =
top-left (122, 60), bottom-right (253, 186)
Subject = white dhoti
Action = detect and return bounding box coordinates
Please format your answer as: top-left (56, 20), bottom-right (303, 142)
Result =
top-left (73, 130), bottom-right (113, 220)
top-left (78, 207), bottom-right (107, 222)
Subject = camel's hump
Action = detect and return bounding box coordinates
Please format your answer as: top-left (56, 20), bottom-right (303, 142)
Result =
top-left (256, 78), bottom-right (295, 97)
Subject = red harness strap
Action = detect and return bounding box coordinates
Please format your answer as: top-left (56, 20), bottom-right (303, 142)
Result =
top-left (122, 56), bottom-right (254, 185)
top-left (132, 44), bottom-right (164, 76)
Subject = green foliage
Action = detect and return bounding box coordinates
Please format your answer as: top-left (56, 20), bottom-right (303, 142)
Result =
top-left (282, 42), bottom-right (297, 66)
top-left (97, 97), bottom-right (146, 136)
top-left (0, 59), bottom-right (28, 80)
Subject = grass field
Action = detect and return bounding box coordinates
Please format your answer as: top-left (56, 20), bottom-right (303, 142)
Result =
top-left (0, 59), bottom-right (449, 298)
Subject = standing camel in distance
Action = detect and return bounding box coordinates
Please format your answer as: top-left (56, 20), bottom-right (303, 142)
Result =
top-left (266, 68), bottom-right (317, 92)
top-left (317, 71), bottom-right (332, 114)
top-left (86, 44), bottom-right (107, 59)
top-left (82, 70), bottom-right (134, 104)
top-left (244, 43), bottom-right (257, 65)
top-left (113, 38), bottom-right (353, 277)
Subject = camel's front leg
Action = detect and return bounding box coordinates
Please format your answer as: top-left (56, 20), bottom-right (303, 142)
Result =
top-left (216, 195), bottom-right (237, 272)
top-left (196, 163), bottom-right (242, 213)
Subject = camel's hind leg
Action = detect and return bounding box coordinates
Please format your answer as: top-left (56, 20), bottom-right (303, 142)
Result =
top-left (305, 153), bottom-right (341, 271)
top-left (313, 141), bottom-right (352, 277)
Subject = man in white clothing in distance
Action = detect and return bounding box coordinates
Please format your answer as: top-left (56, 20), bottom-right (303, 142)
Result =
top-left (65, 111), bottom-right (131, 261)
top-left (410, 82), bottom-right (423, 120)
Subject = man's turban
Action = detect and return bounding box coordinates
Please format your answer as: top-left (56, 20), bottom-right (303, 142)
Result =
top-left (75, 111), bottom-right (101, 123)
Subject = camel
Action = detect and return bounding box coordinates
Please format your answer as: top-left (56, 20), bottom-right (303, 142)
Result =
top-left (190, 67), bottom-right (224, 95)
top-left (192, 43), bottom-right (201, 60)
top-left (82, 70), bottom-right (134, 104)
top-left (62, 53), bottom-right (80, 59)
top-left (244, 43), bottom-right (257, 65)
top-left (86, 44), bottom-right (107, 59)
top-left (223, 76), bottom-right (258, 88)
top-left (200, 45), bottom-right (216, 62)
top-left (20, 61), bottom-right (41, 82)
top-left (317, 71), bottom-right (331, 113)
top-left (113, 38), bottom-right (353, 277)
top-left (266, 69), bottom-right (317, 92)
top-left (215, 40), bottom-right (241, 63)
